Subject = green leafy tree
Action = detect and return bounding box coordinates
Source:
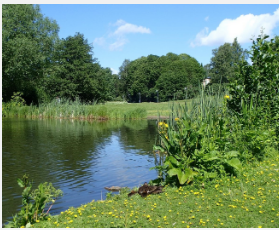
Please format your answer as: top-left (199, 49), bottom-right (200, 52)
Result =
top-left (2, 4), bottom-right (59, 103)
top-left (119, 52), bottom-right (205, 102)
top-left (44, 33), bottom-right (108, 102)
top-left (209, 38), bottom-right (247, 84)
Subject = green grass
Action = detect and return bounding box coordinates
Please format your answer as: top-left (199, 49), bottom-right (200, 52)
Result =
top-left (105, 99), bottom-right (192, 118)
top-left (32, 149), bottom-right (279, 228)
top-left (3, 99), bottom-right (192, 120)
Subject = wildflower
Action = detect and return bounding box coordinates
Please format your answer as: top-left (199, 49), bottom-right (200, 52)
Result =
top-left (164, 123), bottom-right (168, 128)
top-left (36, 220), bottom-right (40, 223)
top-left (20, 226), bottom-right (25, 228)
top-left (175, 117), bottom-right (179, 121)
top-left (258, 226), bottom-right (262, 228)
top-left (224, 95), bottom-right (230, 99)
top-left (74, 215), bottom-right (77, 218)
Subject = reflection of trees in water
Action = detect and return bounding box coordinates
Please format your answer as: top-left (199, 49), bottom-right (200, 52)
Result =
top-left (2, 118), bottom-right (160, 224)
top-left (118, 120), bottom-right (158, 153)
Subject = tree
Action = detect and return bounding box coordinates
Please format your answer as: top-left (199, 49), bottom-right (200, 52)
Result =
top-left (2, 4), bottom-right (59, 103)
top-left (44, 33), bottom-right (108, 102)
top-left (117, 52), bottom-right (205, 102)
top-left (209, 38), bottom-right (247, 84)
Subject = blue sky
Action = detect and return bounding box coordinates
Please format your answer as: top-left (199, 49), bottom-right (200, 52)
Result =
top-left (39, 4), bottom-right (279, 74)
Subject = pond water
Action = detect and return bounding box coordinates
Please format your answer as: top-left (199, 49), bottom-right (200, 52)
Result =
top-left (2, 118), bottom-right (162, 225)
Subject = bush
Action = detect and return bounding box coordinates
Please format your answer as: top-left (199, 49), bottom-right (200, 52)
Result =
top-left (228, 34), bottom-right (279, 136)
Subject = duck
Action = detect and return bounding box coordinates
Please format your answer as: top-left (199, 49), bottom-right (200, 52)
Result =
top-left (128, 182), bottom-right (164, 197)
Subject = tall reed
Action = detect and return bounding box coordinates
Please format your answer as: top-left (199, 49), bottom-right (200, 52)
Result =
top-left (3, 98), bottom-right (147, 120)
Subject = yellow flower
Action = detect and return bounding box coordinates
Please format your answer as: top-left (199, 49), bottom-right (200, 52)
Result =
top-left (20, 226), bottom-right (25, 228)
top-left (159, 122), bottom-right (163, 126)
top-left (164, 123), bottom-right (168, 128)
top-left (36, 220), bottom-right (40, 223)
top-left (224, 95), bottom-right (230, 99)
top-left (175, 117), bottom-right (179, 121)
top-left (258, 226), bottom-right (262, 228)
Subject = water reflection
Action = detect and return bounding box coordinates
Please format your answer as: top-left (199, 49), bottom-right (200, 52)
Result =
top-left (2, 118), bottom-right (159, 224)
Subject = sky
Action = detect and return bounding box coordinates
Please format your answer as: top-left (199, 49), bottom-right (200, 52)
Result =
top-left (38, 4), bottom-right (279, 74)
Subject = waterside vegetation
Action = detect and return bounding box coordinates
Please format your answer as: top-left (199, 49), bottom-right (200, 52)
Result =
top-left (30, 153), bottom-right (279, 228)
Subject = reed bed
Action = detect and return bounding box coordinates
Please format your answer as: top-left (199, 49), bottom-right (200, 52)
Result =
top-left (3, 98), bottom-right (147, 120)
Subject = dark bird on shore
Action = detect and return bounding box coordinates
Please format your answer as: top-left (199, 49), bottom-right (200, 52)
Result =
top-left (128, 182), bottom-right (164, 197)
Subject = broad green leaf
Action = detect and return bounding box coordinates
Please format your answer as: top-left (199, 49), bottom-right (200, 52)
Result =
top-left (203, 151), bottom-right (219, 162)
top-left (225, 151), bottom-right (239, 158)
top-left (168, 156), bottom-right (180, 167)
top-left (168, 168), bottom-right (181, 177)
top-left (226, 158), bottom-right (242, 171)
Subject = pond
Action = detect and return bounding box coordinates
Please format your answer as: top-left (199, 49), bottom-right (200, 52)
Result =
top-left (2, 118), bottom-right (162, 225)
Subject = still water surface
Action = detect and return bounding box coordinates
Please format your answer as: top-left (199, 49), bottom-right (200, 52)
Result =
top-left (2, 118), bottom-right (161, 224)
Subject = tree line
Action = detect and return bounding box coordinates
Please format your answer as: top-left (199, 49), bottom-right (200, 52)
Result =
top-left (4, 4), bottom-right (275, 105)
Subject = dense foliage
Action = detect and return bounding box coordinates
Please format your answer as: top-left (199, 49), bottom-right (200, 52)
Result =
top-left (207, 38), bottom-right (248, 84)
top-left (119, 53), bottom-right (205, 102)
top-left (2, 4), bottom-right (116, 104)
top-left (2, 4), bottom-right (60, 104)
top-left (228, 34), bottom-right (279, 135)
top-left (152, 34), bottom-right (278, 187)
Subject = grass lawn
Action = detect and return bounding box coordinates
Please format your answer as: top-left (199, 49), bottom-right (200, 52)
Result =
top-left (32, 149), bottom-right (279, 228)
top-left (105, 99), bottom-right (191, 118)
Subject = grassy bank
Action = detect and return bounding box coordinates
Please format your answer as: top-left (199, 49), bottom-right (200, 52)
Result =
top-left (2, 99), bottom-right (192, 120)
top-left (32, 149), bottom-right (279, 228)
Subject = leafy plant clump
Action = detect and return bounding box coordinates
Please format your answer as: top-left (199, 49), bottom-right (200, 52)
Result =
top-left (228, 34), bottom-right (279, 137)
top-left (5, 174), bottom-right (63, 228)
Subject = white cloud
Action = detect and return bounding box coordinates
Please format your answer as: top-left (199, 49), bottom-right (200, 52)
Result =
top-left (204, 16), bottom-right (209, 21)
top-left (191, 8), bottom-right (279, 47)
top-left (109, 38), bottom-right (129, 51)
top-left (113, 22), bottom-right (151, 35)
top-left (93, 37), bottom-right (106, 46)
top-left (110, 68), bottom-right (119, 75)
top-left (94, 19), bottom-right (151, 51)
